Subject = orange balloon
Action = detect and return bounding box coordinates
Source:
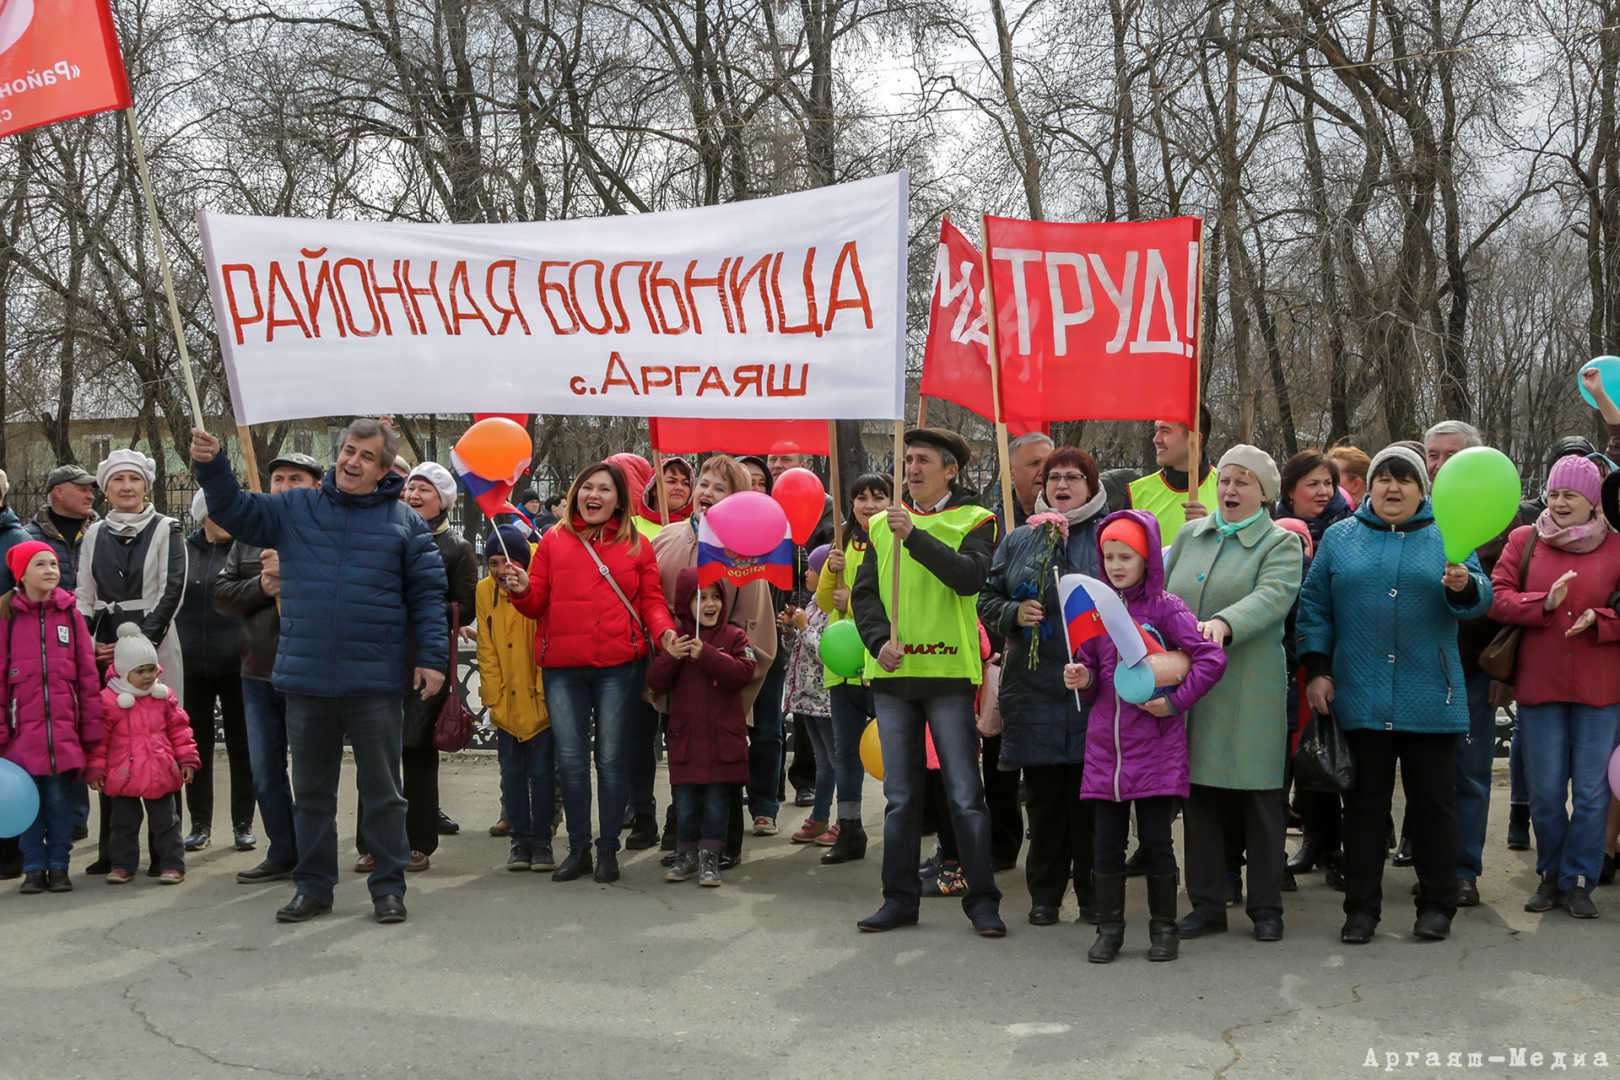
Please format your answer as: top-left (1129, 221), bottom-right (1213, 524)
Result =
top-left (454, 418), bottom-right (532, 484)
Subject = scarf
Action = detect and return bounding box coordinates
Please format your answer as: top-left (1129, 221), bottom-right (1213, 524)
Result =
top-left (1033, 487), bottom-right (1109, 528)
top-left (103, 503), bottom-right (157, 539)
top-left (427, 512), bottom-right (451, 537)
top-left (1216, 507), bottom-right (1267, 539)
top-left (1535, 507), bottom-right (1609, 554)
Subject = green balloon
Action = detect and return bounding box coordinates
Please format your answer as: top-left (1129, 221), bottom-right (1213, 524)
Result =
top-left (1430, 446), bottom-right (1521, 563)
top-left (819, 619), bottom-right (867, 678)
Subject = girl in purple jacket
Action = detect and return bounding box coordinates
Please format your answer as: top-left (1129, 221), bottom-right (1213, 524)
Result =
top-left (0, 541), bottom-right (104, 894)
top-left (1063, 511), bottom-right (1227, 964)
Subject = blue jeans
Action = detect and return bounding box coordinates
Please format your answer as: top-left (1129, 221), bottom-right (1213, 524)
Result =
top-left (18, 771), bottom-right (78, 872)
top-left (242, 678), bottom-right (298, 867)
top-left (828, 682), bottom-right (872, 820)
top-left (747, 661), bottom-right (787, 820)
top-left (873, 690), bottom-right (1000, 914)
top-left (1456, 670), bottom-right (1495, 881)
top-left (1517, 701), bottom-right (1620, 889)
top-left (542, 663), bottom-right (643, 853)
top-left (800, 712), bottom-right (837, 821)
top-left (284, 693), bottom-right (408, 904)
top-left (497, 728), bottom-right (556, 849)
top-left (674, 782), bottom-right (733, 849)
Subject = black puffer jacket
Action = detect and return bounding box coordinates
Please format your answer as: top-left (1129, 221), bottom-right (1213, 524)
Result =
top-left (402, 521), bottom-right (478, 748)
top-left (212, 541), bottom-right (278, 681)
top-left (177, 530), bottom-right (240, 678)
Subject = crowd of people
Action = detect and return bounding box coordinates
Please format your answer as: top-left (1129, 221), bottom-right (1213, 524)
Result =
top-left (1, 402), bottom-right (1617, 960)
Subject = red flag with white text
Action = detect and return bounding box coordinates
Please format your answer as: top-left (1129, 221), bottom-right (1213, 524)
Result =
top-left (0, 0), bottom-right (130, 140)
top-left (984, 215), bottom-right (1202, 428)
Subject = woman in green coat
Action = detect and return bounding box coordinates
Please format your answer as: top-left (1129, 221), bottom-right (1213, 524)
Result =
top-left (1164, 445), bottom-right (1303, 943)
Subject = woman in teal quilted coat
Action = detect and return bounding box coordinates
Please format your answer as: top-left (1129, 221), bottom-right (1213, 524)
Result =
top-left (1296, 444), bottom-right (1492, 947)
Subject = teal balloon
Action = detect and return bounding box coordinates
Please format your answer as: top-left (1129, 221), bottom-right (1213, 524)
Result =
top-left (1116, 660), bottom-right (1156, 705)
top-left (819, 620), bottom-right (867, 678)
top-left (1579, 356), bottom-right (1620, 408)
top-left (1431, 446), bottom-right (1521, 564)
top-left (0, 758), bottom-right (39, 838)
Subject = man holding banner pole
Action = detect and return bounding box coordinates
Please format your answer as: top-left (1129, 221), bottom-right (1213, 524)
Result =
top-left (851, 427), bottom-right (1004, 936)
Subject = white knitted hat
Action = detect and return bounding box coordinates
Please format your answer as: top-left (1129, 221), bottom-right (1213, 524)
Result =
top-left (407, 462), bottom-right (458, 512)
top-left (96, 448), bottom-right (156, 490)
top-left (112, 623), bottom-right (158, 677)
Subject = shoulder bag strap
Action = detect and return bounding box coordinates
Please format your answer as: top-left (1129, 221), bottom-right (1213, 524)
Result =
top-left (576, 533), bottom-right (648, 646)
top-left (1518, 531), bottom-right (1536, 589)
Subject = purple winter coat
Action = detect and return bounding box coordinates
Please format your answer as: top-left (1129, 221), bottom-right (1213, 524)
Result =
top-left (1076, 510), bottom-right (1227, 803)
top-left (0, 587), bottom-right (104, 776)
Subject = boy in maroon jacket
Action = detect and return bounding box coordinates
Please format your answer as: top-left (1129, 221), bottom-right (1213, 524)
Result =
top-left (647, 569), bottom-right (757, 887)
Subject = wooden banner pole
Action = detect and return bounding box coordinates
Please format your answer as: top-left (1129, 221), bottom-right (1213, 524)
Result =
top-left (235, 426), bottom-right (263, 493)
top-left (652, 447), bottom-right (671, 527)
top-left (827, 420), bottom-right (844, 551)
top-left (889, 419), bottom-right (904, 646)
top-left (1189, 220), bottom-right (1207, 496)
top-left (980, 214), bottom-right (1017, 526)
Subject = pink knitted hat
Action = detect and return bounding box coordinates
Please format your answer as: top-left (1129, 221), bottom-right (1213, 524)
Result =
top-left (1548, 455), bottom-right (1602, 509)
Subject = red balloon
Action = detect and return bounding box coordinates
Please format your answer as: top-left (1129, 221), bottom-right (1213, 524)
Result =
top-left (772, 467), bottom-right (826, 546)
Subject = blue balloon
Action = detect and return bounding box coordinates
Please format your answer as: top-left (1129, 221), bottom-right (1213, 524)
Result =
top-left (1115, 660), bottom-right (1157, 705)
top-left (1578, 356), bottom-right (1620, 408)
top-left (0, 758), bottom-right (40, 838)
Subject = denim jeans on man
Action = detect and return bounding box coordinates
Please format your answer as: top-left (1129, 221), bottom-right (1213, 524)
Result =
top-left (827, 682), bottom-right (872, 820)
top-left (1517, 701), bottom-right (1620, 888)
top-left (241, 678), bottom-right (298, 867)
top-left (18, 771), bottom-right (78, 872)
top-left (542, 662), bottom-right (643, 854)
top-left (873, 691), bottom-right (1000, 914)
top-left (284, 693), bottom-right (409, 904)
top-left (674, 782), bottom-right (733, 850)
top-left (497, 728), bottom-right (556, 850)
top-left (747, 660), bottom-right (787, 821)
top-left (1455, 669), bottom-right (1496, 882)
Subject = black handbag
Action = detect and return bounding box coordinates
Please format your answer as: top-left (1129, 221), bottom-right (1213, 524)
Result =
top-left (1294, 708), bottom-right (1354, 794)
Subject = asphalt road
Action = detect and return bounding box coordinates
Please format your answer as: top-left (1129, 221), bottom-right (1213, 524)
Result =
top-left (2, 756), bottom-right (1614, 1079)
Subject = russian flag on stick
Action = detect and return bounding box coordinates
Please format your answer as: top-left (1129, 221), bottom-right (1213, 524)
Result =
top-left (696, 517), bottom-right (795, 590)
top-left (1056, 575), bottom-right (1107, 659)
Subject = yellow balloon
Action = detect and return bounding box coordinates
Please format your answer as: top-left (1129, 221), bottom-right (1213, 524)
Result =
top-left (860, 719), bottom-right (883, 781)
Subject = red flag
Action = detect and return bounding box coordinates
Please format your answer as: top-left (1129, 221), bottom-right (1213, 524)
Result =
top-left (649, 418), bottom-right (829, 457)
top-left (985, 215), bottom-right (1202, 428)
top-left (0, 0), bottom-right (131, 140)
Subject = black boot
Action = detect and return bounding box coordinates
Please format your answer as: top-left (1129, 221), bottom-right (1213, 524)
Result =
top-left (1087, 871), bottom-right (1126, 963)
top-left (1123, 846), bottom-right (1147, 877)
top-left (1075, 870), bottom-right (1099, 924)
top-left (660, 806), bottom-right (678, 853)
top-left (625, 814), bottom-right (659, 851)
top-left (552, 847), bottom-right (593, 882)
top-left (1286, 835), bottom-right (1321, 874)
top-left (1146, 873), bottom-right (1180, 962)
top-left (820, 819), bottom-right (867, 865)
top-left (1506, 804), bottom-right (1531, 851)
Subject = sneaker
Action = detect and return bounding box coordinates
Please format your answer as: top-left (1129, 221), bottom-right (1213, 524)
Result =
top-left (1567, 884), bottom-right (1599, 919)
top-left (665, 851), bottom-right (698, 882)
top-left (353, 854), bottom-right (374, 873)
top-left (158, 869), bottom-right (185, 885)
top-left (790, 818), bottom-right (827, 844)
top-left (698, 849), bottom-right (722, 887)
top-left (436, 810), bottom-right (460, 835)
top-left (106, 867), bottom-right (134, 885)
top-left (923, 862), bottom-right (966, 897)
top-left (233, 827), bottom-right (256, 851)
top-left (530, 846), bottom-right (557, 872)
top-left (1525, 871), bottom-right (1563, 913)
top-left (406, 851), bottom-right (430, 872)
top-left (506, 846), bottom-right (532, 872)
top-left (814, 823), bottom-right (841, 847)
top-left (183, 827), bottom-right (211, 852)
top-left (752, 816), bottom-right (778, 837)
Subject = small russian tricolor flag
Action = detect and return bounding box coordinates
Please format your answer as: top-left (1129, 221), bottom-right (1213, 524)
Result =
top-left (1056, 575), bottom-right (1107, 658)
top-left (696, 517), bottom-right (795, 590)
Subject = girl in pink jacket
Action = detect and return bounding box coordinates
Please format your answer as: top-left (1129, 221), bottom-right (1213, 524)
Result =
top-left (0, 541), bottom-right (104, 894)
top-left (85, 623), bottom-right (199, 884)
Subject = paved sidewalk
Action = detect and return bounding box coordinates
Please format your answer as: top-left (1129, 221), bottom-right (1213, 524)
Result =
top-left (1, 758), bottom-right (1614, 1079)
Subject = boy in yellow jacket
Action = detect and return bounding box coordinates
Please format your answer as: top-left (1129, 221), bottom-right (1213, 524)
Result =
top-left (476, 525), bottom-right (553, 872)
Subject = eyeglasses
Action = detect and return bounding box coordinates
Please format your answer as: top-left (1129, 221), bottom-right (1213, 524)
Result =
top-left (1045, 472), bottom-right (1087, 484)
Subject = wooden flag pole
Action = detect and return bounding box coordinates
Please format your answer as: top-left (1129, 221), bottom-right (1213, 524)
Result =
top-left (979, 214), bottom-right (1017, 525)
top-left (236, 426), bottom-right (263, 493)
top-left (652, 447), bottom-right (671, 527)
top-left (1189, 221), bottom-right (1207, 495)
top-left (827, 420), bottom-right (844, 550)
top-left (126, 109), bottom-right (203, 429)
top-left (889, 419), bottom-right (904, 645)
top-left (916, 395), bottom-right (929, 429)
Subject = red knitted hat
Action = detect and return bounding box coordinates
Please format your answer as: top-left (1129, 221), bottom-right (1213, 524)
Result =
top-left (1099, 518), bottom-right (1151, 561)
top-left (6, 540), bottom-right (54, 587)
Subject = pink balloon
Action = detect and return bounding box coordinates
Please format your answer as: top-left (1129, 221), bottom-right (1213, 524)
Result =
top-left (1610, 745), bottom-right (1620, 802)
top-left (706, 491), bottom-right (788, 557)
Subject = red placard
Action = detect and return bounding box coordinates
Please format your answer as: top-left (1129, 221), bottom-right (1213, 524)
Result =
top-left (649, 418), bottom-right (829, 456)
top-left (921, 218), bottom-right (995, 419)
top-left (984, 215), bottom-right (1202, 427)
top-left (0, 0), bottom-right (131, 140)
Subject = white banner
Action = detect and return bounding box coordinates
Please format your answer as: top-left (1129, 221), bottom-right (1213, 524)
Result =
top-left (198, 174), bottom-right (908, 425)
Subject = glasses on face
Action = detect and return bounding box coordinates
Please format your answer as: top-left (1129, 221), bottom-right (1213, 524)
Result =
top-left (1045, 472), bottom-right (1086, 485)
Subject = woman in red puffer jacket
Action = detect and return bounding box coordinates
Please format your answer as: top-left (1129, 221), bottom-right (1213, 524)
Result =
top-left (501, 461), bottom-right (677, 884)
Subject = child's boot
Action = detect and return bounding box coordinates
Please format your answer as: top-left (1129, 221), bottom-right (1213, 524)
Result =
top-left (1147, 873), bottom-right (1180, 962)
top-left (45, 868), bottom-right (72, 893)
top-left (698, 849), bottom-right (722, 887)
top-left (18, 870), bottom-right (45, 894)
top-left (665, 849), bottom-right (698, 882)
top-left (1087, 871), bottom-right (1126, 963)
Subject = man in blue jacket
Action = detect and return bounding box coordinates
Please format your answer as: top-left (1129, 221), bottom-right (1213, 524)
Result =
top-left (190, 419), bottom-right (448, 926)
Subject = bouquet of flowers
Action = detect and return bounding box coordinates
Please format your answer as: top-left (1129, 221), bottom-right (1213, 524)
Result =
top-left (1020, 512), bottom-right (1070, 669)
